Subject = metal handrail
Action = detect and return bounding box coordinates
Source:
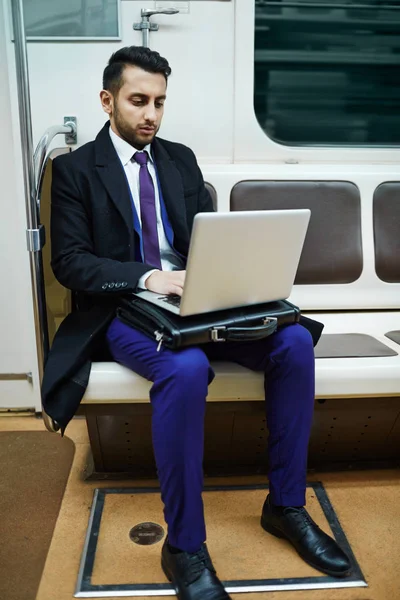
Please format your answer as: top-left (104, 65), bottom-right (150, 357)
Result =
top-left (32, 128), bottom-right (75, 435)
top-left (133, 8), bottom-right (179, 47)
top-left (34, 123), bottom-right (76, 209)
top-left (11, 0), bottom-right (76, 434)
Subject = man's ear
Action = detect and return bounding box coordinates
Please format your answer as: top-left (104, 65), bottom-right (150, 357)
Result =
top-left (100, 90), bottom-right (113, 115)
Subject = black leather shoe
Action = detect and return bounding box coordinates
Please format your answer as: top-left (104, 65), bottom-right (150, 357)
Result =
top-left (261, 495), bottom-right (352, 577)
top-left (161, 539), bottom-right (231, 600)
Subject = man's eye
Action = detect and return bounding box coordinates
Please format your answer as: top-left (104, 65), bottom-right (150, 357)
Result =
top-left (156, 103), bottom-right (164, 109)
top-left (132, 100), bottom-right (144, 106)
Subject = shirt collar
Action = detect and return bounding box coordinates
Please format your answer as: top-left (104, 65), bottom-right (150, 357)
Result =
top-left (109, 126), bottom-right (153, 167)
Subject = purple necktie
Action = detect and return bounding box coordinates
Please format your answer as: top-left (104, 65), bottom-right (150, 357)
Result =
top-left (133, 151), bottom-right (162, 269)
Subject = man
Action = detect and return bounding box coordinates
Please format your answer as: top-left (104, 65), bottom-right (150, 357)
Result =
top-left (49, 46), bottom-right (351, 599)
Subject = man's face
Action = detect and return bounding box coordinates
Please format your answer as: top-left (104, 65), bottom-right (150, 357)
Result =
top-left (101, 65), bottom-right (167, 149)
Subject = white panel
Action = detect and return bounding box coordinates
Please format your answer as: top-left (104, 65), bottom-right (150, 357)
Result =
top-left (0, 380), bottom-right (38, 410)
top-left (2, 0), bottom-right (400, 415)
top-left (0, 0), bottom-right (41, 409)
top-left (234, 0), bottom-right (400, 164)
top-left (25, 1), bottom-right (234, 162)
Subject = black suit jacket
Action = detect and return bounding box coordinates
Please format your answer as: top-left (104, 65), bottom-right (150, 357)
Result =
top-left (42, 122), bottom-right (323, 433)
top-left (51, 121), bottom-right (213, 297)
top-left (42, 122), bottom-right (214, 431)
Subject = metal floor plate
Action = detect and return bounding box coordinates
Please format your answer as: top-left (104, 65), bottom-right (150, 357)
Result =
top-left (75, 482), bottom-right (367, 597)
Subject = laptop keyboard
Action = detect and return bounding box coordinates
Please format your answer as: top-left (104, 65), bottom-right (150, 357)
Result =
top-left (159, 294), bottom-right (181, 308)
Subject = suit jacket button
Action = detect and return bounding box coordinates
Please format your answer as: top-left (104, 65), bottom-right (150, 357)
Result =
top-left (102, 283), bottom-right (108, 290)
top-left (121, 282), bottom-right (128, 288)
top-left (108, 282), bottom-right (115, 289)
top-left (115, 283), bottom-right (122, 289)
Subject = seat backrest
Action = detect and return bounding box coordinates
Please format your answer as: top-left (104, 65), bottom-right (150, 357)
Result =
top-left (373, 182), bottom-right (400, 283)
top-left (205, 182), bottom-right (217, 210)
top-left (230, 180), bottom-right (362, 285)
top-left (40, 149), bottom-right (72, 344)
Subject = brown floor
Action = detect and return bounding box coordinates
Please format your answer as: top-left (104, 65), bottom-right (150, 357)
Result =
top-left (1, 415), bottom-right (399, 600)
top-left (0, 428), bottom-right (75, 600)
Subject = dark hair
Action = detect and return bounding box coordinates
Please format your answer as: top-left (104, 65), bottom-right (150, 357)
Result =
top-left (103, 46), bottom-right (171, 95)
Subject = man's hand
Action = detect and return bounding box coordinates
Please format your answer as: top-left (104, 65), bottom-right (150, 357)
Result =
top-left (145, 271), bottom-right (186, 296)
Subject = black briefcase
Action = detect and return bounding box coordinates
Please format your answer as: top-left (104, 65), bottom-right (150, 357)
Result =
top-left (117, 297), bottom-right (301, 351)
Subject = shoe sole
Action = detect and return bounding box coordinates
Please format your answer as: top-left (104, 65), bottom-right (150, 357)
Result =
top-left (260, 516), bottom-right (352, 579)
top-left (162, 557), bottom-right (232, 599)
top-left (161, 557), bottom-right (174, 584)
top-left (162, 557), bottom-right (185, 599)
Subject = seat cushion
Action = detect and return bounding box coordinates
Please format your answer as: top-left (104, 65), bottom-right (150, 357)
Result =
top-left (385, 331), bottom-right (400, 346)
top-left (315, 334), bottom-right (397, 358)
top-left (82, 361), bottom-right (265, 403)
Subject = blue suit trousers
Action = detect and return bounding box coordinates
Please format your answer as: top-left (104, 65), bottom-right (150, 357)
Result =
top-left (106, 318), bottom-right (315, 553)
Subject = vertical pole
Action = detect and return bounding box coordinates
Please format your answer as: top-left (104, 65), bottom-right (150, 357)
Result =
top-left (143, 21), bottom-right (150, 47)
top-left (11, 0), bottom-right (51, 420)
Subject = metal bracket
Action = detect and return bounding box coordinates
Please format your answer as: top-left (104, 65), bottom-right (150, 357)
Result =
top-left (26, 224), bottom-right (45, 252)
top-left (133, 22), bottom-right (159, 32)
top-left (0, 372), bottom-right (32, 383)
top-left (263, 317), bottom-right (278, 326)
top-left (64, 116), bottom-right (77, 145)
top-left (133, 8), bottom-right (179, 46)
top-left (211, 326), bottom-right (227, 342)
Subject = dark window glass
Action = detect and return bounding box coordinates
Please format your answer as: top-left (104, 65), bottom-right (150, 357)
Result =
top-left (254, 0), bottom-right (400, 145)
top-left (23, 0), bottom-right (119, 38)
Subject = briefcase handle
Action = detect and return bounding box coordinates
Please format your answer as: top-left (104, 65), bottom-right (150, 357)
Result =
top-left (210, 317), bottom-right (278, 342)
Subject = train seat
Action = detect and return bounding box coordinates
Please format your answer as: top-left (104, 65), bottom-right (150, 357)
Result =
top-left (81, 179), bottom-right (400, 406)
top-left (82, 311), bottom-right (400, 407)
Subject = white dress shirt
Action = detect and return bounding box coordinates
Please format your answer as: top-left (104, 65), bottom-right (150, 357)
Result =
top-left (109, 127), bottom-right (184, 288)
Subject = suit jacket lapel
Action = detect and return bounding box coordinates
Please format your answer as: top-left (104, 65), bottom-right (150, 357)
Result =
top-left (94, 124), bottom-right (190, 252)
top-left (152, 137), bottom-right (190, 250)
top-left (94, 123), bottom-right (134, 235)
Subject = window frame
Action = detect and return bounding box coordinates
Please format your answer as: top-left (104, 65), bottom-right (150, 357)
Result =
top-left (233, 0), bottom-right (400, 163)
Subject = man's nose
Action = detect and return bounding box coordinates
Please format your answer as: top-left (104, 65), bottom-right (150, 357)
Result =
top-left (144, 104), bottom-right (157, 122)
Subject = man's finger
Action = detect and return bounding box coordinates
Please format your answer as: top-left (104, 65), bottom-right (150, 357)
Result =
top-left (169, 285), bottom-right (183, 297)
top-left (171, 278), bottom-right (185, 288)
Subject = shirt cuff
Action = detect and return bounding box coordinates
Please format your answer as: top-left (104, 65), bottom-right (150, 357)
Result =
top-left (137, 270), bottom-right (158, 290)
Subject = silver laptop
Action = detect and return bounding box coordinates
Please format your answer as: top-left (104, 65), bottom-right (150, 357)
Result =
top-left (134, 209), bottom-right (310, 317)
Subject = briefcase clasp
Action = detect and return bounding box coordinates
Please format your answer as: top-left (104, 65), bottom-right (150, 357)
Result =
top-left (263, 317), bottom-right (278, 326)
top-left (211, 326), bottom-right (227, 342)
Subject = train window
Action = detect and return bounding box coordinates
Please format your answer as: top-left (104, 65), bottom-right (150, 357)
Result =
top-left (22, 0), bottom-right (120, 40)
top-left (254, 0), bottom-right (400, 146)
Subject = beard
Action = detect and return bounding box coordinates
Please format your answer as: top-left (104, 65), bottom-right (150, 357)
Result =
top-left (113, 101), bottom-right (159, 149)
